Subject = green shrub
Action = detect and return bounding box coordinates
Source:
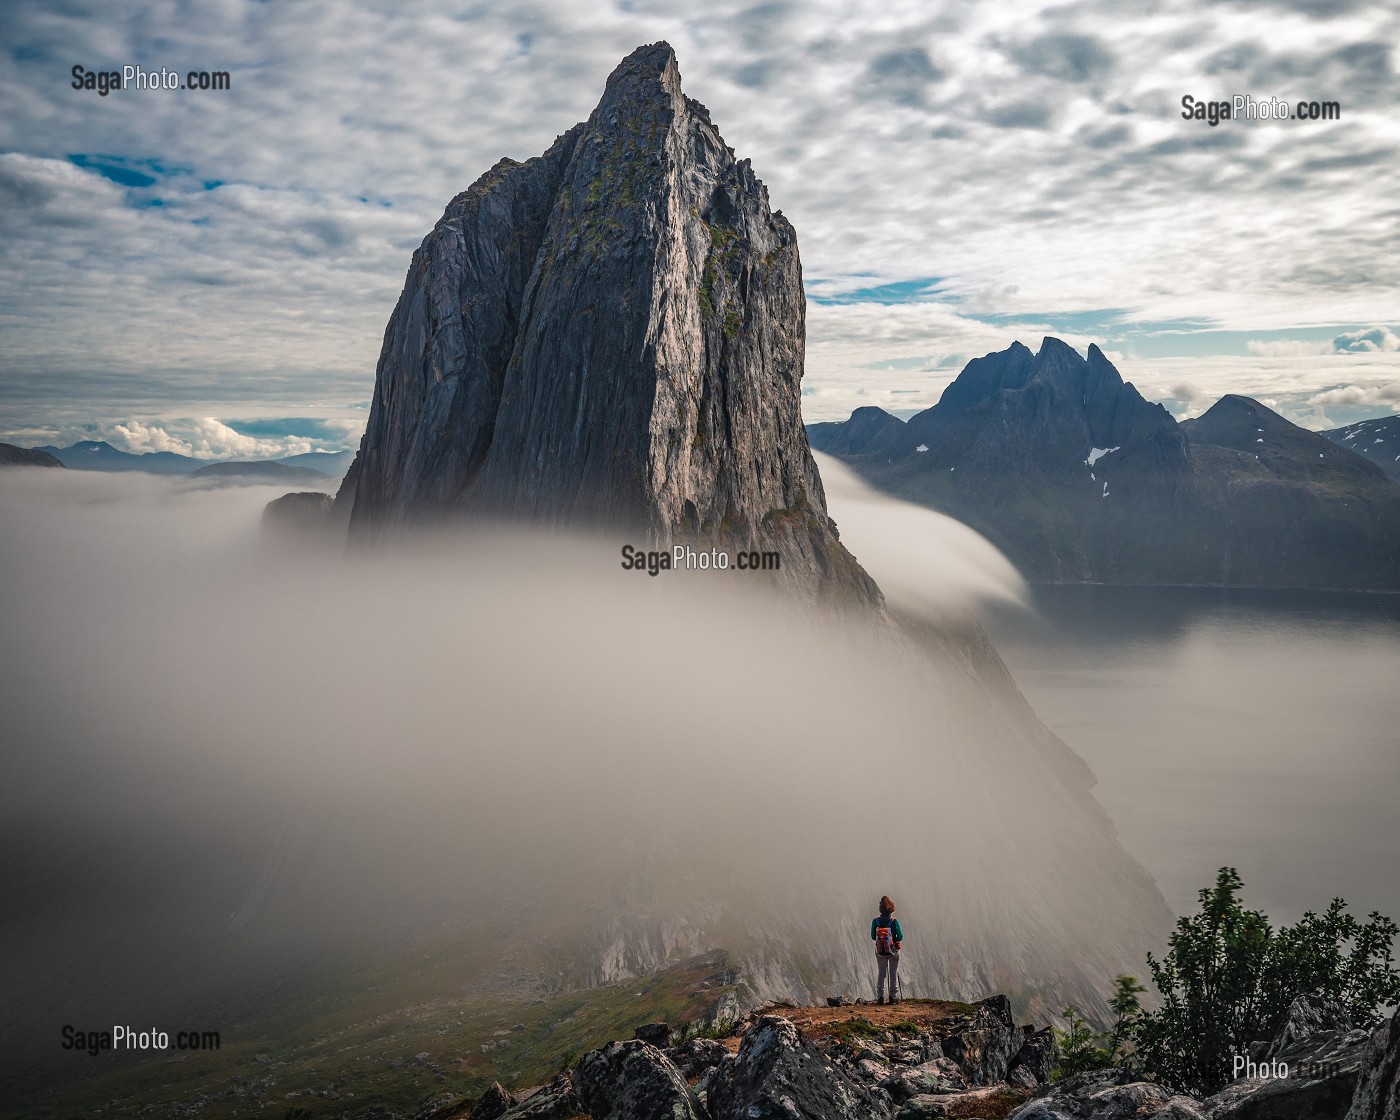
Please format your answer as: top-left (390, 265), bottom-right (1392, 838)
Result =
top-left (1133, 867), bottom-right (1399, 1095)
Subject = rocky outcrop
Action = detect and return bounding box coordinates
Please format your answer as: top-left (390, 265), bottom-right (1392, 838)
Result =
top-left (261, 491), bottom-right (336, 542)
top-left (940, 994), bottom-right (1020, 1085)
top-left (468, 1083), bottom-right (516, 1120)
top-left (1004, 994), bottom-right (1384, 1120)
top-left (481, 999), bottom-right (1059, 1120)
top-left (1008, 1068), bottom-right (1206, 1120)
top-left (573, 1039), bottom-right (705, 1120)
top-left (1203, 998), bottom-right (1371, 1120)
top-left (705, 1014), bottom-right (894, 1119)
top-left (497, 1074), bottom-right (579, 1120)
top-left (345, 41), bottom-right (878, 608)
top-left (665, 1038), bottom-right (729, 1081)
top-left (1349, 1012), bottom-right (1400, 1120)
top-left (0, 443), bottom-right (64, 468)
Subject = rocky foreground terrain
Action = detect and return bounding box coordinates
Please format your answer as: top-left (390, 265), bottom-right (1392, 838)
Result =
top-left (415, 991), bottom-right (1398, 1120)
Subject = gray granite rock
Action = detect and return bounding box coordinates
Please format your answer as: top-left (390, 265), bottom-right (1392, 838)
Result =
top-left (665, 1037), bottom-right (727, 1080)
top-left (1205, 1021), bottom-right (1371, 1120)
top-left (1008, 1068), bottom-right (1205, 1120)
top-left (706, 1014), bottom-right (893, 1119)
top-left (941, 995), bottom-right (1020, 1085)
top-left (344, 42), bottom-right (880, 609)
top-left (499, 1074), bottom-right (579, 1120)
top-left (1348, 1013), bottom-right (1400, 1120)
top-left (573, 1039), bottom-right (705, 1120)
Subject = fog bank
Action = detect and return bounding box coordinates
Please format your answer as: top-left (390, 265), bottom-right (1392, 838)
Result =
top-left (0, 468), bottom-right (1166, 1091)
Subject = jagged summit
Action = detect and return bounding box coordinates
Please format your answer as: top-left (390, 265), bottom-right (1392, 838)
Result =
top-left (342, 42), bottom-right (877, 606)
top-left (872, 338), bottom-right (1191, 492)
top-left (811, 341), bottom-right (1400, 588)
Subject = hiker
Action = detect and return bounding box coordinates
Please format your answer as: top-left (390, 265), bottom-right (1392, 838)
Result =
top-left (871, 895), bottom-right (902, 1004)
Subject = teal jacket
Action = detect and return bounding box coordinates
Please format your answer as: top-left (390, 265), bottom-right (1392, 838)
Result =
top-left (871, 916), bottom-right (903, 946)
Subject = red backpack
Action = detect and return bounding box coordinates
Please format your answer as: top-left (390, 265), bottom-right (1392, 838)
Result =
top-left (875, 918), bottom-right (896, 956)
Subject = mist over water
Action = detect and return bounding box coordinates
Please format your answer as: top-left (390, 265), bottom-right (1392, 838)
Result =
top-left (980, 585), bottom-right (1400, 927)
top-left (0, 467), bottom-right (1167, 1094)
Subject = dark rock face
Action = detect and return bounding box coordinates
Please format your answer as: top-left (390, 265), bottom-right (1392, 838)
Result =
top-left (1349, 1012), bottom-right (1400, 1120)
top-left (900, 338), bottom-right (1190, 495)
top-left (0, 443), bottom-right (64, 468)
top-left (940, 995), bottom-right (1019, 1085)
top-left (261, 491), bottom-right (336, 541)
top-left (346, 41), bottom-right (878, 607)
top-left (706, 1014), bottom-right (894, 1120)
top-left (1007, 1027), bottom-right (1058, 1088)
top-left (820, 339), bottom-right (1400, 589)
top-left (573, 1039), bottom-right (705, 1120)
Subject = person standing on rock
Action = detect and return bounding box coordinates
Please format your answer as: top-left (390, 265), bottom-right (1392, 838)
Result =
top-left (872, 895), bottom-right (903, 1004)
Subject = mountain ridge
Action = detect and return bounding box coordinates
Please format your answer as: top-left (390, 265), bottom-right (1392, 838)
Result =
top-left (810, 340), bottom-right (1400, 589)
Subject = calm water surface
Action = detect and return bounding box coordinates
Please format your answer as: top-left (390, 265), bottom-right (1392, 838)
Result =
top-left (982, 586), bottom-right (1400, 925)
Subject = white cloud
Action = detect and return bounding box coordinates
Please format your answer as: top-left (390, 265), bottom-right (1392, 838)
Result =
top-left (1247, 339), bottom-right (1333, 357)
top-left (1334, 326), bottom-right (1400, 353)
top-left (0, 0), bottom-right (1397, 435)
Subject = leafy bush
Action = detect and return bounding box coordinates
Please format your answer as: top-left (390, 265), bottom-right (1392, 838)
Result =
top-left (1132, 867), bottom-right (1399, 1095)
top-left (1052, 975), bottom-right (1145, 1078)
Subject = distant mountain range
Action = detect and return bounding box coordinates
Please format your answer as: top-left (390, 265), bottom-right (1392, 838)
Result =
top-left (26, 440), bottom-right (353, 481)
top-left (809, 338), bottom-right (1400, 590)
top-left (1322, 416), bottom-right (1400, 481)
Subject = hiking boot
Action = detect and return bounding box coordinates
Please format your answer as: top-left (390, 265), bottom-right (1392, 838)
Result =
top-left (876, 996), bottom-right (885, 1005)
top-left (889, 994), bottom-right (900, 1004)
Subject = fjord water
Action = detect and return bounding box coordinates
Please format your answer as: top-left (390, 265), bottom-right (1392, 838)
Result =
top-left (981, 586), bottom-right (1400, 926)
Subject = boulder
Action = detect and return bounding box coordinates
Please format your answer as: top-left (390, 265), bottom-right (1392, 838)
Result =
top-left (1007, 1068), bottom-right (1205, 1120)
top-left (499, 1074), bottom-right (580, 1120)
top-left (633, 1023), bottom-right (673, 1048)
top-left (665, 1038), bottom-right (728, 1080)
top-left (1204, 998), bottom-right (1371, 1120)
top-left (880, 1057), bottom-right (967, 1101)
top-left (705, 1014), bottom-right (893, 1120)
top-left (467, 1083), bottom-right (516, 1120)
top-left (941, 996), bottom-right (1020, 1085)
top-left (1007, 1027), bottom-right (1058, 1087)
top-left (1267, 993), bottom-right (1351, 1060)
top-left (1348, 1012), bottom-right (1400, 1120)
top-left (573, 1039), bottom-right (705, 1120)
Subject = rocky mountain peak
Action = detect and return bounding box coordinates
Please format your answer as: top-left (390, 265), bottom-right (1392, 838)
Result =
top-left (342, 43), bottom-right (879, 607)
top-left (894, 338), bottom-right (1188, 482)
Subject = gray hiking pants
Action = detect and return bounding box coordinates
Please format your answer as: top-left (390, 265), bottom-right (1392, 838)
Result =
top-left (877, 952), bottom-right (900, 998)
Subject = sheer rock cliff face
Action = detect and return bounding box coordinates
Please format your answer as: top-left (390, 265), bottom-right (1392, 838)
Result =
top-left (336, 43), bottom-right (1173, 1020)
top-left (344, 42), bottom-right (878, 607)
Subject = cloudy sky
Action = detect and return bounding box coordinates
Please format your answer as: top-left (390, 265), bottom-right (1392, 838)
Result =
top-left (1, 0), bottom-right (1397, 458)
